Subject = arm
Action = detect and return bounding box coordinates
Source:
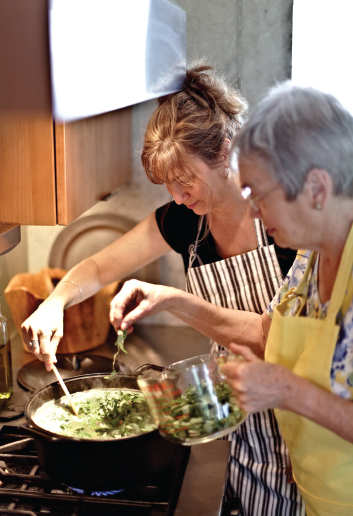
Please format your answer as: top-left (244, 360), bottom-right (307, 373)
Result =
top-left (21, 213), bottom-right (172, 370)
top-left (222, 344), bottom-right (353, 443)
top-left (109, 280), bottom-right (268, 357)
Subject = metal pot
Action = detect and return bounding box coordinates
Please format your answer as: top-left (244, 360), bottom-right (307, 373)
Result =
top-left (19, 365), bottom-right (180, 491)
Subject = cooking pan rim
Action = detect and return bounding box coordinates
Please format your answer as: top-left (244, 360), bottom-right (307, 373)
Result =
top-left (23, 371), bottom-right (159, 443)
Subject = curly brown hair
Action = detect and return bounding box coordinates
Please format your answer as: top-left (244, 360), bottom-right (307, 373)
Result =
top-left (141, 60), bottom-right (248, 186)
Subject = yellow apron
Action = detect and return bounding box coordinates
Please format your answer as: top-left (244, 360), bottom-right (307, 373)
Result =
top-left (265, 224), bottom-right (353, 516)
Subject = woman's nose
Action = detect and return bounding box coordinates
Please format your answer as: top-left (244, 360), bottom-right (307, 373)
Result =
top-left (174, 191), bottom-right (190, 205)
top-left (168, 186), bottom-right (190, 205)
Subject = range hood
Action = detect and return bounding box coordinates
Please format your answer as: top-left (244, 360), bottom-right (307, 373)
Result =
top-left (49, 0), bottom-right (186, 122)
top-left (0, 0), bottom-right (186, 122)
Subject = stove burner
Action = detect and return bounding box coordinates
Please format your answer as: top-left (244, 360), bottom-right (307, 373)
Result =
top-left (68, 486), bottom-right (124, 497)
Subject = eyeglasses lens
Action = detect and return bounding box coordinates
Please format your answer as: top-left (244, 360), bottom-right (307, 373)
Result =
top-left (241, 186), bottom-right (260, 212)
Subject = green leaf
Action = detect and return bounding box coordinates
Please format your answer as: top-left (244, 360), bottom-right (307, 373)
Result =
top-left (104, 370), bottom-right (117, 380)
top-left (115, 329), bottom-right (128, 353)
top-left (104, 329), bottom-right (129, 379)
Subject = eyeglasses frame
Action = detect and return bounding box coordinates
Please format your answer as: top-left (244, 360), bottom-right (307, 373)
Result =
top-left (241, 184), bottom-right (280, 212)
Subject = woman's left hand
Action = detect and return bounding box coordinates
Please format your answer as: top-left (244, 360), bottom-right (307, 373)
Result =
top-left (109, 279), bottom-right (174, 331)
top-left (221, 343), bottom-right (292, 413)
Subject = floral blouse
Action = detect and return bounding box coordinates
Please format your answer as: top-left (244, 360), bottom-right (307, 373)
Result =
top-left (267, 250), bottom-right (353, 400)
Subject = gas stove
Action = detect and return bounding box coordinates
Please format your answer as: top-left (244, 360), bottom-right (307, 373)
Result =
top-left (0, 424), bottom-right (235, 516)
top-left (0, 424), bottom-right (187, 515)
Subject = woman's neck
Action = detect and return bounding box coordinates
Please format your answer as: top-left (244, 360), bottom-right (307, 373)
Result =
top-left (315, 199), bottom-right (353, 262)
top-left (206, 184), bottom-right (258, 259)
top-left (315, 200), bottom-right (353, 303)
top-left (207, 178), bottom-right (248, 226)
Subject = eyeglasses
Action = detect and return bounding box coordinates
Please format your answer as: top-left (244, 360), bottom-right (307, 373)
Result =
top-left (241, 184), bottom-right (280, 212)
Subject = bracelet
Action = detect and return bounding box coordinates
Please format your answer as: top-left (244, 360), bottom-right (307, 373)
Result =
top-left (58, 280), bottom-right (83, 303)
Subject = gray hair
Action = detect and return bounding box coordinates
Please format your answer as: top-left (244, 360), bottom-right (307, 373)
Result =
top-left (230, 81), bottom-right (353, 199)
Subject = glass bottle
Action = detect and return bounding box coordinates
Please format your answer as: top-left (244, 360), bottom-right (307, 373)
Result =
top-left (0, 294), bottom-right (13, 399)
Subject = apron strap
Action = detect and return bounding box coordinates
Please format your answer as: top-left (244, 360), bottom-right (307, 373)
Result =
top-left (277, 223), bottom-right (353, 322)
top-left (276, 250), bottom-right (317, 317)
top-left (294, 251), bottom-right (317, 297)
top-left (326, 222), bottom-right (353, 324)
top-left (187, 215), bottom-right (205, 269)
top-left (253, 219), bottom-right (269, 248)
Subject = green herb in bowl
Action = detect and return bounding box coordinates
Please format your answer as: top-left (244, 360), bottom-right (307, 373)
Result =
top-left (159, 380), bottom-right (246, 444)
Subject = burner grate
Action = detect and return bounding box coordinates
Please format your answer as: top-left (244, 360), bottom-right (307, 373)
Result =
top-left (0, 426), bottom-right (190, 516)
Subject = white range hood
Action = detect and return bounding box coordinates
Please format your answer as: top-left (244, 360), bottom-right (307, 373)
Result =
top-left (0, 0), bottom-right (186, 123)
top-left (49, 0), bottom-right (186, 122)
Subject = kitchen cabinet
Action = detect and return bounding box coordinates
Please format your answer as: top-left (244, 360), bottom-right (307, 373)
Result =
top-left (0, 108), bottom-right (132, 226)
top-left (0, 0), bottom-right (132, 226)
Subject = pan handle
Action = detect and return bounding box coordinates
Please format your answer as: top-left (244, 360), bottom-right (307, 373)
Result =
top-left (18, 423), bottom-right (60, 443)
top-left (131, 364), bottom-right (165, 375)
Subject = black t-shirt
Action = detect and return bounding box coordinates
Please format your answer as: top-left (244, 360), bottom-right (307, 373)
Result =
top-left (155, 201), bottom-right (297, 277)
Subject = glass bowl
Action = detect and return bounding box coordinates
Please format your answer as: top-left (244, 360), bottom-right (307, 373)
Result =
top-left (137, 353), bottom-right (247, 445)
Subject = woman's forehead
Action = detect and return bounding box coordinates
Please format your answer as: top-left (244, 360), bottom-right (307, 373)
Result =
top-left (163, 165), bottom-right (196, 186)
top-left (163, 156), bottom-right (209, 185)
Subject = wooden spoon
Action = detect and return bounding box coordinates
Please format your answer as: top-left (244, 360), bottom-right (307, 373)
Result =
top-left (52, 364), bottom-right (79, 417)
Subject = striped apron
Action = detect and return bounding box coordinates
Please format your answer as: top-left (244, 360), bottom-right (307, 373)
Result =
top-left (186, 217), bottom-right (304, 516)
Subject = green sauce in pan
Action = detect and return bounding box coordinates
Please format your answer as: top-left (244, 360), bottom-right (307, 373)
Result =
top-left (33, 388), bottom-right (157, 440)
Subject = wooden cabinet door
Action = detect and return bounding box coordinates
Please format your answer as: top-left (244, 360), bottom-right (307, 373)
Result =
top-left (55, 107), bottom-right (132, 225)
top-left (0, 107), bottom-right (132, 226)
top-left (0, 0), bottom-right (132, 227)
top-left (0, 113), bottom-right (57, 225)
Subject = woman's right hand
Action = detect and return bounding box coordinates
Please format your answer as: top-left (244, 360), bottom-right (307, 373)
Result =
top-left (109, 279), bottom-right (173, 331)
top-left (21, 298), bottom-right (65, 371)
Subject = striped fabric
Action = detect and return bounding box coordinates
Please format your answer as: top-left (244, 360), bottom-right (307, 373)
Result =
top-left (187, 245), bottom-right (282, 312)
top-left (186, 218), bottom-right (304, 516)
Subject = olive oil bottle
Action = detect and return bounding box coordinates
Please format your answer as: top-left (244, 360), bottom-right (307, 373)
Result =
top-left (0, 295), bottom-right (13, 399)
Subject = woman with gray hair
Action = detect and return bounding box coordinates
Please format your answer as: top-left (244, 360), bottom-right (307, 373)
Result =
top-left (110, 82), bottom-right (353, 516)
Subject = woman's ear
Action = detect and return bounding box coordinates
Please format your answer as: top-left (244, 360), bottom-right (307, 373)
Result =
top-left (222, 138), bottom-right (231, 161)
top-left (305, 168), bottom-right (332, 210)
